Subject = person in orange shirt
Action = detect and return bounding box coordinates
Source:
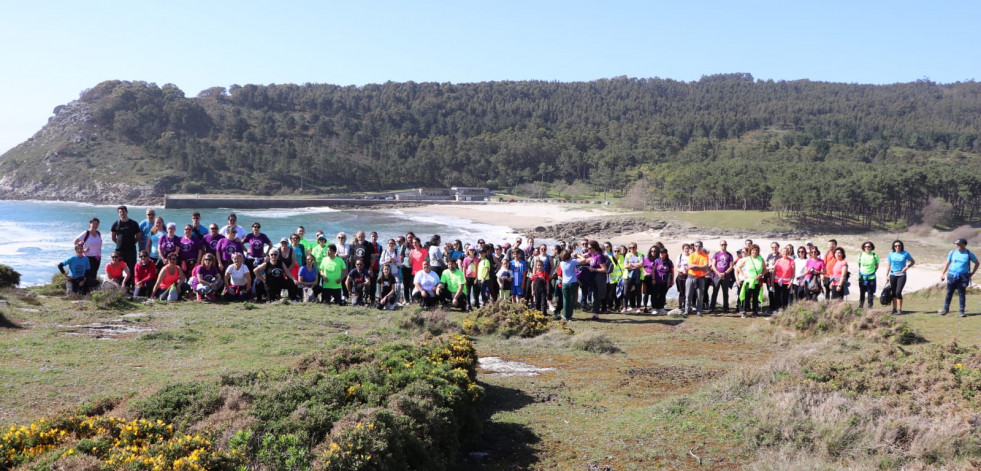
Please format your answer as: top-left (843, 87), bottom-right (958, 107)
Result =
top-left (822, 239), bottom-right (838, 301)
top-left (685, 241), bottom-right (711, 316)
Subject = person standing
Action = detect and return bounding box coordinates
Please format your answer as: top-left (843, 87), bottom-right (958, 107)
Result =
top-left (939, 238), bottom-right (978, 317)
top-left (559, 250), bottom-right (579, 322)
top-left (74, 218), bottom-right (102, 291)
top-left (110, 205), bottom-right (141, 289)
top-left (823, 239), bottom-right (839, 300)
top-left (319, 244), bottom-right (348, 305)
top-left (685, 241), bottom-right (711, 316)
top-left (650, 248), bottom-right (674, 314)
top-left (830, 248), bottom-right (849, 300)
top-left (856, 241), bottom-right (880, 309)
top-left (736, 245), bottom-right (766, 317)
top-left (710, 240), bottom-right (735, 313)
top-left (886, 240), bottom-right (915, 314)
top-left (675, 244), bottom-right (691, 310)
top-left (139, 208), bottom-right (156, 244)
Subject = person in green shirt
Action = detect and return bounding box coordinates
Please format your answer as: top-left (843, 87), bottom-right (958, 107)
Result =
top-left (318, 244), bottom-right (347, 305)
top-left (438, 258), bottom-right (468, 310)
top-left (296, 226), bottom-right (317, 253)
top-left (310, 235), bottom-right (330, 266)
top-left (857, 241), bottom-right (880, 309)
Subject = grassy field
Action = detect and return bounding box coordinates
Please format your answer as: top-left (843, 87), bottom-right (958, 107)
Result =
top-left (2, 284), bottom-right (980, 470)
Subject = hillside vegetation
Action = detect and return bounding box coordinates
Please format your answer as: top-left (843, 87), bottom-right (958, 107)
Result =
top-left (1, 75), bottom-right (980, 225)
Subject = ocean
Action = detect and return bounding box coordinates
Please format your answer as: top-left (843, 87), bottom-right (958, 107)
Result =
top-left (0, 200), bottom-right (517, 286)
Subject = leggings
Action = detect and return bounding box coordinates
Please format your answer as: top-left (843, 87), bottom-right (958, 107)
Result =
top-left (676, 274), bottom-right (688, 308)
top-left (466, 277), bottom-right (478, 308)
top-left (773, 284), bottom-right (792, 311)
top-left (889, 275), bottom-right (907, 300)
top-left (742, 285), bottom-right (761, 314)
top-left (401, 267), bottom-right (414, 302)
top-left (642, 277), bottom-right (654, 309)
top-left (651, 282), bottom-right (668, 310)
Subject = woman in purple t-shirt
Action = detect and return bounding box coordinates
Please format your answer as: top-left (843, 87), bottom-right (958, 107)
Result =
top-left (178, 224), bottom-right (204, 272)
top-left (804, 248), bottom-right (826, 300)
top-left (158, 223), bottom-right (180, 266)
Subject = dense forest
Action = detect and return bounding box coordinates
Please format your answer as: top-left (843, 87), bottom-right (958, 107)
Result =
top-left (2, 74), bottom-right (980, 226)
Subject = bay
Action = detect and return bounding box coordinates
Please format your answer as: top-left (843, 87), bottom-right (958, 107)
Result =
top-left (0, 200), bottom-right (517, 286)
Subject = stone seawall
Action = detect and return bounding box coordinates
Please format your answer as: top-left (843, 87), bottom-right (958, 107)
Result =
top-left (164, 195), bottom-right (488, 209)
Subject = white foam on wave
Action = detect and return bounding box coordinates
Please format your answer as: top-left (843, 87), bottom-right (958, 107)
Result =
top-left (398, 212), bottom-right (517, 245)
top-left (236, 207), bottom-right (340, 219)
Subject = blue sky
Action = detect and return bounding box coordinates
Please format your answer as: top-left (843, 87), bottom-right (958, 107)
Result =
top-left (1, 0), bottom-right (978, 154)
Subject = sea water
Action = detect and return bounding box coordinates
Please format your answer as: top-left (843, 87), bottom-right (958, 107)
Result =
top-left (0, 200), bottom-right (517, 286)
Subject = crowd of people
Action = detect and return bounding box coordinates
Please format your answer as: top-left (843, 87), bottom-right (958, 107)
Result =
top-left (57, 205), bottom-right (979, 319)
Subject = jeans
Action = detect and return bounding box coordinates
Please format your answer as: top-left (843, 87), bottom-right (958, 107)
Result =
top-left (944, 273), bottom-right (970, 313)
top-left (711, 276), bottom-right (732, 311)
top-left (684, 276), bottom-right (707, 313)
top-left (858, 275), bottom-right (876, 308)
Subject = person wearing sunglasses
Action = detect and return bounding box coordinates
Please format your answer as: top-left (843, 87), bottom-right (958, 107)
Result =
top-left (103, 251), bottom-right (131, 290)
top-left (151, 254), bottom-right (187, 302)
top-left (242, 222), bottom-right (273, 272)
top-left (856, 241), bottom-right (880, 309)
top-left (133, 251), bottom-right (157, 298)
top-left (255, 249), bottom-right (299, 303)
top-left (886, 240), bottom-right (915, 314)
top-left (190, 255), bottom-right (223, 301)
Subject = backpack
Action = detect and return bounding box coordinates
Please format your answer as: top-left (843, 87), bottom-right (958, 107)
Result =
top-left (879, 283), bottom-right (894, 306)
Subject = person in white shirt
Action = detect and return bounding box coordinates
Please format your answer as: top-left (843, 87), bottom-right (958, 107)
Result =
top-left (412, 260), bottom-right (440, 308)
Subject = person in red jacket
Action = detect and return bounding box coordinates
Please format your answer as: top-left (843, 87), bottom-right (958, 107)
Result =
top-left (133, 250), bottom-right (158, 298)
top-left (529, 258), bottom-right (551, 318)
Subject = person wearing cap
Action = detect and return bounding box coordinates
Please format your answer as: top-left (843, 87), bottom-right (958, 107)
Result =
top-left (685, 241), bottom-right (711, 316)
top-left (311, 235), bottom-right (330, 266)
top-left (939, 238), bottom-right (978, 317)
top-left (279, 237), bottom-right (297, 280)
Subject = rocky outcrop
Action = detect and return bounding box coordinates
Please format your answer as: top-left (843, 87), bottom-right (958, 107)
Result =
top-left (0, 175), bottom-right (160, 205)
top-left (527, 217), bottom-right (667, 241)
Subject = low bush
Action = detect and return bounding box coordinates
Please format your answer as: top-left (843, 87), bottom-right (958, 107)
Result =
top-left (0, 264), bottom-right (20, 289)
top-left (0, 415), bottom-right (244, 470)
top-left (570, 332), bottom-right (622, 354)
top-left (90, 286), bottom-right (131, 310)
top-left (32, 272), bottom-right (67, 296)
top-left (6, 333), bottom-right (483, 470)
top-left (131, 381), bottom-right (224, 431)
top-left (398, 310), bottom-right (459, 336)
top-left (462, 302), bottom-right (550, 338)
top-left (775, 301), bottom-right (926, 345)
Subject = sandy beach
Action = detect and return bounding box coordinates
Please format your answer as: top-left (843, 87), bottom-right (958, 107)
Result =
top-left (405, 202), bottom-right (949, 303)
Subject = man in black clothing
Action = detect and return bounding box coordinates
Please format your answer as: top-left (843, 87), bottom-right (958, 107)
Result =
top-left (110, 205), bottom-right (141, 288)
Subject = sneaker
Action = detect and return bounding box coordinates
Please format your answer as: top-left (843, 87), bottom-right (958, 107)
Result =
top-left (591, 315), bottom-right (600, 321)
top-left (696, 311), bottom-right (703, 317)
top-left (939, 308), bottom-right (949, 316)
top-left (891, 308), bottom-right (897, 314)
top-left (636, 308), bottom-right (644, 313)
top-left (553, 315), bottom-right (562, 320)
top-left (620, 307), bottom-right (628, 313)
top-left (740, 312), bottom-right (746, 318)
top-left (960, 311), bottom-right (967, 318)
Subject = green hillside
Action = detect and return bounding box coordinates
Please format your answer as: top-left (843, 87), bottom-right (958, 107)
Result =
top-left (1, 75), bottom-right (979, 224)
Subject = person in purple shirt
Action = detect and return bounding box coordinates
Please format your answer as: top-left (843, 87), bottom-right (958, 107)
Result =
top-left (178, 224), bottom-right (204, 271)
top-left (242, 222), bottom-right (272, 271)
top-left (158, 223), bottom-right (180, 266)
top-left (710, 240), bottom-right (735, 313)
top-left (202, 223), bottom-right (225, 257)
top-left (650, 248), bottom-right (674, 312)
top-left (216, 234), bottom-right (245, 272)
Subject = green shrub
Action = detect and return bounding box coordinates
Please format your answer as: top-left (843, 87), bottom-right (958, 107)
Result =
top-left (398, 310), bottom-right (459, 336)
top-left (0, 264), bottom-right (21, 289)
top-left (90, 286), bottom-right (130, 310)
top-left (463, 302), bottom-right (550, 338)
top-left (32, 273), bottom-right (67, 296)
top-left (775, 301), bottom-right (925, 345)
top-left (570, 332), bottom-right (622, 354)
top-left (257, 433), bottom-right (311, 471)
top-left (131, 381), bottom-right (223, 431)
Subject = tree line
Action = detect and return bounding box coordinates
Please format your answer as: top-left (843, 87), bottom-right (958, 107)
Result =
top-left (28, 76), bottom-right (981, 225)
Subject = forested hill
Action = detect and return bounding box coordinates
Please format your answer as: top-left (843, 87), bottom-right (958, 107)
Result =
top-left (1, 74), bottom-right (980, 225)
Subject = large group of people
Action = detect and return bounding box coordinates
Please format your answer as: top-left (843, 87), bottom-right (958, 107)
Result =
top-left (57, 205), bottom-right (978, 319)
